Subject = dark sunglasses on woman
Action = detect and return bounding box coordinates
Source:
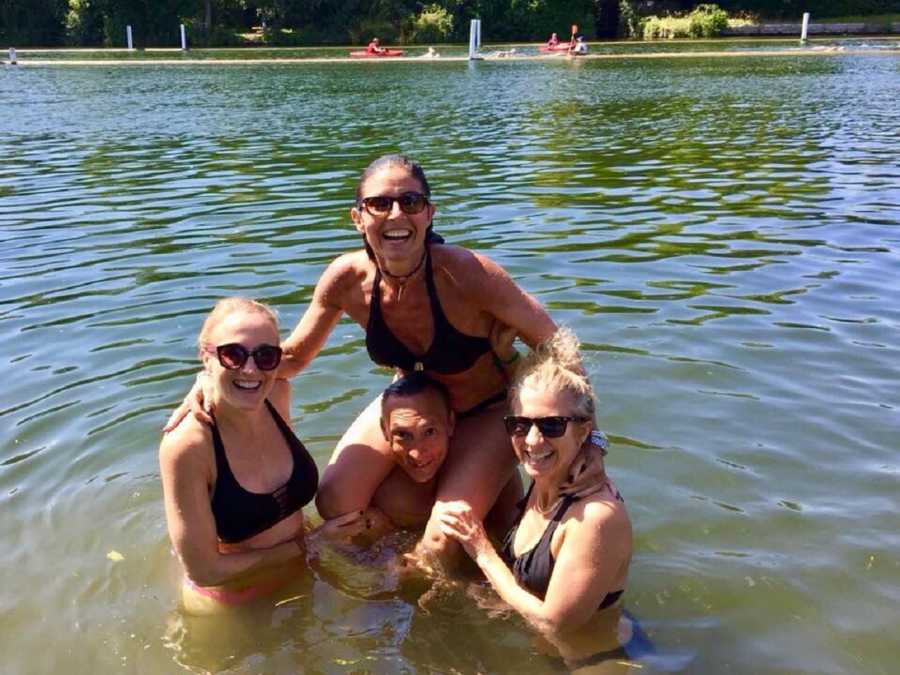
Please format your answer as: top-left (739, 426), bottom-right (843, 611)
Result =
top-left (204, 343), bottom-right (283, 371)
top-left (358, 192), bottom-right (429, 217)
top-left (504, 415), bottom-right (590, 439)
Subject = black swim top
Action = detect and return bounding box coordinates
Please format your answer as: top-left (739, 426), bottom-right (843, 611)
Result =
top-left (501, 483), bottom-right (624, 610)
top-left (210, 400), bottom-right (318, 544)
top-left (366, 248), bottom-right (492, 375)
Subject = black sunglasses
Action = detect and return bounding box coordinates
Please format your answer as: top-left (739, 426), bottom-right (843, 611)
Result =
top-left (358, 192), bottom-right (429, 217)
top-left (504, 415), bottom-right (589, 439)
top-left (204, 343), bottom-right (282, 371)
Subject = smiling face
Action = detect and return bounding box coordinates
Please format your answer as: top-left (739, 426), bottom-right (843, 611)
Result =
top-left (510, 385), bottom-right (591, 485)
top-left (381, 389), bottom-right (454, 484)
top-left (202, 309), bottom-right (280, 412)
top-left (351, 164), bottom-right (436, 271)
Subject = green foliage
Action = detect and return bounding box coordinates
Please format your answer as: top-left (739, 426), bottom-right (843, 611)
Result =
top-left (64, 0), bottom-right (104, 45)
top-left (404, 4), bottom-right (453, 44)
top-left (7, 0), bottom-right (900, 47)
top-left (618, 0), bottom-right (644, 37)
top-left (713, 1), bottom-right (900, 20)
top-left (349, 18), bottom-right (401, 46)
top-left (261, 26), bottom-right (307, 46)
top-left (1, 0), bottom-right (68, 45)
top-left (689, 3), bottom-right (728, 36)
top-left (642, 3), bottom-right (729, 39)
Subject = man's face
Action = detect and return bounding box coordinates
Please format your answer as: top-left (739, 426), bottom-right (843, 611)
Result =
top-left (382, 390), bottom-right (454, 484)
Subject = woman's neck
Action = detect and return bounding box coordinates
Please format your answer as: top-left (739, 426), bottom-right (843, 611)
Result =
top-left (531, 478), bottom-right (563, 514)
top-left (378, 249), bottom-right (428, 284)
top-left (210, 392), bottom-right (268, 438)
top-left (377, 249), bottom-right (428, 299)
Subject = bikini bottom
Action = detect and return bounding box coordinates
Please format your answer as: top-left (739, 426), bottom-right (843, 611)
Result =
top-left (456, 390), bottom-right (507, 420)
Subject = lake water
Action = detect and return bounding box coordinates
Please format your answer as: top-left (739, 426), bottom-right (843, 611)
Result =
top-left (1, 46), bottom-right (898, 674)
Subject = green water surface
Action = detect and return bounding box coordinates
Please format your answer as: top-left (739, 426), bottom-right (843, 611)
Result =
top-left (1, 49), bottom-right (898, 674)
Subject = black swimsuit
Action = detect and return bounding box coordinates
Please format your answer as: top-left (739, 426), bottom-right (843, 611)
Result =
top-left (210, 400), bottom-right (318, 544)
top-left (366, 248), bottom-right (493, 376)
top-left (501, 484), bottom-right (624, 609)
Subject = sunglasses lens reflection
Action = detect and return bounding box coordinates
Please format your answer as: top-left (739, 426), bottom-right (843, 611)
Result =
top-left (216, 344), bottom-right (282, 371)
top-left (254, 345), bottom-right (282, 370)
top-left (362, 193), bottom-right (428, 216)
top-left (504, 416), bottom-right (571, 438)
top-left (399, 193), bottom-right (427, 213)
top-left (364, 196), bottom-right (393, 213)
top-left (218, 344), bottom-right (248, 369)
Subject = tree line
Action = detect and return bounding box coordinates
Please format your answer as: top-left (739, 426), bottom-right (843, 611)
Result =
top-left (2, 0), bottom-right (898, 47)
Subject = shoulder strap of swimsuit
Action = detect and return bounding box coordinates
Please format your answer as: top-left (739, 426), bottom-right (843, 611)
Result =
top-left (531, 494), bottom-right (577, 559)
top-left (550, 493), bottom-right (578, 523)
top-left (423, 247), bottom-right (448, 328)
top-left (209, 413), bottom-right (238, 490)
top-left (264, 399), bottom-right (290, 436)
top-left (368, 263), bottom-right (384, 323)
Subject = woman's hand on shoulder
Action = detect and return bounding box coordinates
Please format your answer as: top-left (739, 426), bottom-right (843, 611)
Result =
top-left (162, 372), bottom-right (214, 433)
top-left (159, 413), bottom-right (212, 475)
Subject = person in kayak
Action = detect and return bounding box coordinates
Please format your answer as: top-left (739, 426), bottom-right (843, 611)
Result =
top-left (569, 35), bottom-right (588, 56)
top-left (166, 154), bottom-right (557, 570)
top-left (367, 37), bottom-right (385, 55)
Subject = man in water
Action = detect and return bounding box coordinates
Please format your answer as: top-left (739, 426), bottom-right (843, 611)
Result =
top-left (373, 374), bottom-right (455, 526)
top-left (330, 373), bottom-right (518, 542)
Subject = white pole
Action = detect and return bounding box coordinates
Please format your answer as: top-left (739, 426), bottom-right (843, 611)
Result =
top-left (8, 47), bottom-right (16, 65)
top-left (126, 25), bottom-right (134, 50)
top-left (800, 13), bottom-right (810, 44)
top-left (180, 24), bottom-right (187, 50)
top-left (469, 19), bottom-right (482, 60)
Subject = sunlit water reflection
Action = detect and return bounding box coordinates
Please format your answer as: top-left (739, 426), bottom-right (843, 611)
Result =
top-left (1, 51), bottom-right (898, 673)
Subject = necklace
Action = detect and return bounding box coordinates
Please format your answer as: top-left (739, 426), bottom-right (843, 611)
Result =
top-left (380, 250), bottom-right (427, 301)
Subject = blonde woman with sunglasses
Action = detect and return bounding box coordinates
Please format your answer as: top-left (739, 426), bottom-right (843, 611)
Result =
top-left (159, 298), bottom-right (365, 613)
top-left (438, 327), bottom-right (633, 661)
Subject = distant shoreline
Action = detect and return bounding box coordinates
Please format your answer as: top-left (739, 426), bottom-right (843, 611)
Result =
top-left (725, 20), bottom-right (900, 36)
top-left (9, 47), bottom-right (900, 67)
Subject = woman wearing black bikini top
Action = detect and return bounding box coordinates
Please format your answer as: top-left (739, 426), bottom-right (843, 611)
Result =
top-left (159, 298), bottom-right (366, 614)
top-left (438, 327), bottom-right (632, 649)
top-left (167, 155), bottom-right (558, 568)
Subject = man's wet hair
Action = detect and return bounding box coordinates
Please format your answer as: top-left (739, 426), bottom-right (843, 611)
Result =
top-left (381, 372), bottom-right (451, 419)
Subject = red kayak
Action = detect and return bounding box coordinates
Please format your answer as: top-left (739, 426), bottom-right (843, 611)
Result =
top-left (349, 49), bottom-right (405, 58)
top-left (539, 43), bottom-right (571, 53)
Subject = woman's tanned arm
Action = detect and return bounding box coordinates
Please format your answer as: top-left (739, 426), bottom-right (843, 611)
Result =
top-left (278, 257), bottom-right (350, 379)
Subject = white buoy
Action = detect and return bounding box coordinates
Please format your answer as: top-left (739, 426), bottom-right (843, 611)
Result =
top-left (127, 25), bottom-right (134, 50)
top-left (800, 13), bottom-right (810, 44)
top-left (468, 19), bottom-right (483, 60)
top-left (8, 47), bottom-right (16, 65)
top-left (180, 24), bottom-right (187, 50)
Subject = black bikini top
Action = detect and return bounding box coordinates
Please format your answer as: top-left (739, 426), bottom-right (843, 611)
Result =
top-left (210, 400), bottom-right (318, 544)
top-left (501, 483), bottom-right (624, 609)
top-left (365, 247), bottom-right (492, 375)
